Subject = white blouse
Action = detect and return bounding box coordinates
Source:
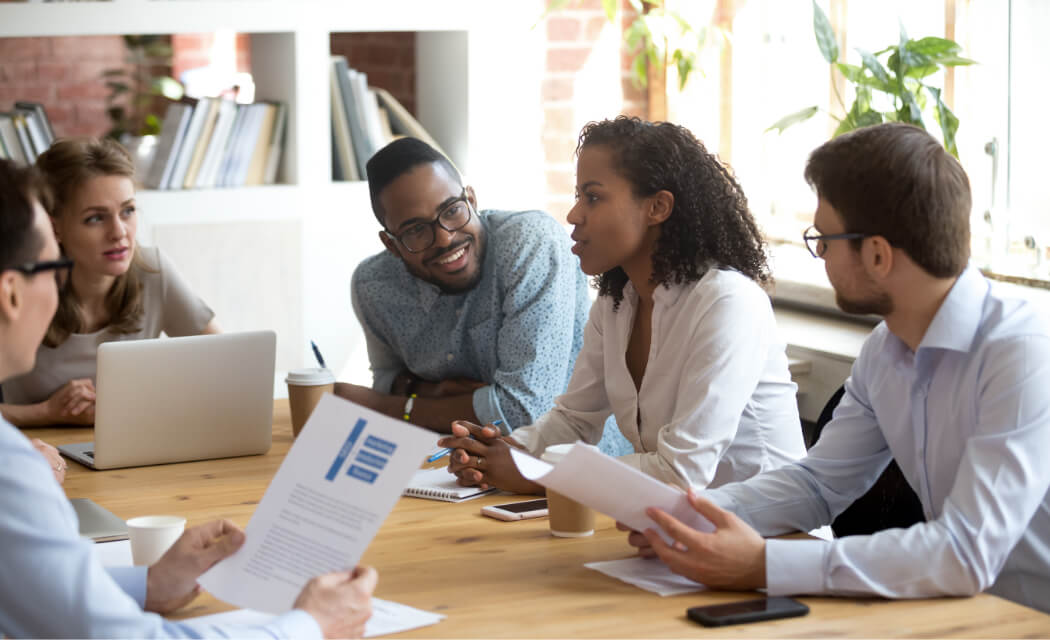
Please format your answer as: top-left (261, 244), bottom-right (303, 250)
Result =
top-left (511, 268), bottom-right (806, 489)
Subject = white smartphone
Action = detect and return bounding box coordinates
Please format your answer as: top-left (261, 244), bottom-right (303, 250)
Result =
top-left (481, 498), bottom-right (549, 521)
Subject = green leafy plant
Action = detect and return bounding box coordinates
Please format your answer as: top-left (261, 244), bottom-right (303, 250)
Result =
top-left (102, 35), bottom-right (184, 139)
top-left (545, 0), bottom-right (715, 90)
top-left (768, 1), bottom-right (975, 157)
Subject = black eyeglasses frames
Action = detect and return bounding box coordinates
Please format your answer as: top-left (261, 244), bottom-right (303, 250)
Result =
top-left (386, 190), bottom-right (473, 253)
top-left (8, 258), bottom-right (74, 288)
top-left (802, 225), bottom-right (872, 258)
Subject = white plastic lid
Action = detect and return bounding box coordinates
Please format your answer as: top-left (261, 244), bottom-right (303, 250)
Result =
top-left (285, 367), bottom-right (336, 385)
top-left (540, 443), bottom-right (575, 464)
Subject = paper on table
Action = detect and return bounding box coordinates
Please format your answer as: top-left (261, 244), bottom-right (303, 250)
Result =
top-left (189, 598), bottom-right (445, 637)
top-left (198, 393), bottom-right (435, 614)
top-left (509, 444), bottom-right (714, 544)
top-left (585, 556), bottom-right (707, 596)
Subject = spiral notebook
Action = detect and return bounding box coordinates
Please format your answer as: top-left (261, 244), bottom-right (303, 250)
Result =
top-left (402, 467), bottom-right (498, 502)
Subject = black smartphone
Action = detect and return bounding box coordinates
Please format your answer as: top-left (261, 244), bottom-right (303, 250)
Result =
top-left (686, 597), bottom-right (809, 627)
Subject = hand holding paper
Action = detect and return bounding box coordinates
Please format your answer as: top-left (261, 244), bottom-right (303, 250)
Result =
top-left (199, 393), bottom-right (436, 614)
top-left (507, 444), bottom-right (714, 543)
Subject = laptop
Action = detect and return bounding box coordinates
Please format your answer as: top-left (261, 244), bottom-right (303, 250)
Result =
top-left (70, 498), bottom-right (128, 542)
top-left (59, 330), bottom-right (276, 470)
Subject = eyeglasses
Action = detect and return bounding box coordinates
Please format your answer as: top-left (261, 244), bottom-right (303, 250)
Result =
top-left (9, 257), bottom-right (74, 288)
top-left (802, 225), bottom-right (872, 258)
top-left (385, 190), bottom-right (473, 253)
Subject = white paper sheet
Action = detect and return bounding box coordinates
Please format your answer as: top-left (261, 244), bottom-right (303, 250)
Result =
top-left (509, 444), bottom-right (714, 544)
top-left (92, 539), bottom-right (133, 567)
top-left (585, 556), bottom-right (707, 596)
top-left (198, 393), bottom-right (436, 614)
top-left (190, 598), bottom-right (445, 637)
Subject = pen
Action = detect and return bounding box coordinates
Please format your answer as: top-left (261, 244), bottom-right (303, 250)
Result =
top-left (310, 340), bottom-right (326, 368)
top-left (426, 419), bottom-right (503, 463)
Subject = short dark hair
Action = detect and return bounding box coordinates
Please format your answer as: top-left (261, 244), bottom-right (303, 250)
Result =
top-left (804, 122), bottom-right (971, 278)
top-left (0, 159), bottom-right (48, 272)
top-left (365, 137), bottom-right (461, 226)
top-left (577, 116), bottom-right (771, 308)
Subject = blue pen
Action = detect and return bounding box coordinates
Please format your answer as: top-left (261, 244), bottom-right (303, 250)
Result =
top-left (426, 419), bottom-right (503, 463)
top-left (310, 340), bottom-right (326, 368)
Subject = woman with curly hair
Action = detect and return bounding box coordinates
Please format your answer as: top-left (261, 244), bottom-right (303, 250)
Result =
top-left (440, 116), bottom-right (805, 491)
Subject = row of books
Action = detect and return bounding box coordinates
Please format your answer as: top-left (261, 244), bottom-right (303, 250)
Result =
top-left (0, 102), bottom-right (56, 166)
top-left (144, 97), bottom-right (287, 190)
top-left (330, 55), bottom-right (442, 181)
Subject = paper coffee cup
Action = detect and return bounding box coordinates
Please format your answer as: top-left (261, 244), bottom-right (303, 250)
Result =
top-left (286, 368), bottom-right (336, 437)
top-left (126, 515), bottom-right (186, 566)
top-left (541, 444), bottom-right (594, 537)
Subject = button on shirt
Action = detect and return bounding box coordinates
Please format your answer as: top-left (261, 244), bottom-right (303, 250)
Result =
top-left (511, 269), bottom-right (806, 488)
top-left (706, 267), bottom-right (1050, 613)
top-left (0, 419), bottom-right (320, 638)
top-left (352, 210), bottom-right (590, 428)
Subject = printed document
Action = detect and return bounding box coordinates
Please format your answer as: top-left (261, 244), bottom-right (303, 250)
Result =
top-left (190, 598), bottom-right (445, 637)
top-left (509, 443), bottom-right (714, 543)
top-left (199, 393), bottom-right (434, 613)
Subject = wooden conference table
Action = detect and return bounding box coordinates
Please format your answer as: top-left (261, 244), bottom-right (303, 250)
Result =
top-left (34, 400), bottom-right (1050, 638)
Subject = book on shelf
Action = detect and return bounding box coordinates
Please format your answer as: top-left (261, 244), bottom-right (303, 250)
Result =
top-left (14, 101), bottom-right (55, 149)
top-left (182, 97), bottom-right (222, 188)
top-left (10, 112), bottom-right (36, 163)
top-left (0, 113), bottom-right (29, 166)
top-left (195, 99), bottom-right (238, 189)
top-left (143, 97), bottom-right (286, 190)
top-left (144, 101), bottom-right (192, 189)
top-left (329, 57), bottom-right (444, 182)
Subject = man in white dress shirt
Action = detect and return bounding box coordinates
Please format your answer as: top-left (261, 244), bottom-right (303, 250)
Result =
top-left (0, 160), bottom-right (377, 637)
top-left (624, 123), bottom-right (1050, 614)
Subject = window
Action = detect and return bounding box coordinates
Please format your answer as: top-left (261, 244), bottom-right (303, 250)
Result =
top-left (666, 0), bottom-right (1049, 295)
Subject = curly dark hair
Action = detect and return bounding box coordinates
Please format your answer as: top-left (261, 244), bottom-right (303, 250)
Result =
top-left (576, 116), bottom-right (771, 308)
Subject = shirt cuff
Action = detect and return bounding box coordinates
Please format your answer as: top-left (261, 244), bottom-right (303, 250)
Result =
top-left (272, 609), bottom-right (324, 639)
top-left (472, 385), bottom-right (510, 433)
top-left (765, 538), bottom-right (828, 596)
top-left (106, 566), bottom-right (148, 607)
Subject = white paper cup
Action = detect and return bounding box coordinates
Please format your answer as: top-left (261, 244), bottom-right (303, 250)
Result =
top-left (126, 515), bottom-right (186, 566)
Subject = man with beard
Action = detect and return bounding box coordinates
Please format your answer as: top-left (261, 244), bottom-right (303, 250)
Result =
top-left (620, 123), bottom-right (1050, 614)
top-left (336, 138), bottom-right (589, 434)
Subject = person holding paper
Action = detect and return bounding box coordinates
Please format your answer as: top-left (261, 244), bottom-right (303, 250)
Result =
top-left (441, 117), bottom-right (806, 491)
top-left (622, 123), bottom-right (1050, 615)
top-left (0, 158), bottom-right (376, 638)
top-left (334, 137), bottom-right (598, 439)
top-left (0, 137), bottom-right (220, 427)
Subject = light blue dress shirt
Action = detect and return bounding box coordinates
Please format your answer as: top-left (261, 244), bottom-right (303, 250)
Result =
top-left (707, 267), bottom-right (1050, 613)
top-left (351, 209), bottom-right (590, 430)
top-left (0, 419), bottom-right (321, 638)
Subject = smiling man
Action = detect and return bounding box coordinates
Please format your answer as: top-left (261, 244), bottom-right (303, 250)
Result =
top-left (336, 138), bottom-right (590, 434)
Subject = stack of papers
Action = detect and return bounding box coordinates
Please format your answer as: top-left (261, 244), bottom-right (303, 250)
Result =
top-left (190, 599), bottom-right (444, 637)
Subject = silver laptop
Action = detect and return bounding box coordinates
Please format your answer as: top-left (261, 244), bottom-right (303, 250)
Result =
top-left (59, 331), bottom-right (275, 470)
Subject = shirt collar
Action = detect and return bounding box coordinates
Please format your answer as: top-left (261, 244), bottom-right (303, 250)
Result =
top-left (917, 265), bottom-right (988, 353)
top-left (620, 278), bottom-right (687, 311)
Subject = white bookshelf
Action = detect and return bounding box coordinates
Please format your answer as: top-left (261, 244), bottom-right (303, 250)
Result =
top-left (0, 0), bottom-right (548, 382)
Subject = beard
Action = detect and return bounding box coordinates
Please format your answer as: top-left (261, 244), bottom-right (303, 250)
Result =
top-left (835, 287), bottom-right (893, 316)
top-left (404, 234), bottom-right (486, 295)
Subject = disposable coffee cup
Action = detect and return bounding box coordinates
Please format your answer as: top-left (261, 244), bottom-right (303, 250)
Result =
top-left (286, 368), bottom-right (336, 437)
top-left (126, 515), bottom-right (186, 566)
top-left (541, 444), bottom-right (594, 537)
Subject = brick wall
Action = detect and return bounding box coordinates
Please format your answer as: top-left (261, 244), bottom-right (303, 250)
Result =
top-left (540, 0), bottom-right (646, 222)
top-left (330, 32), bottom-right (417, 117)
top-left (172, 33), bottom-right (252, 88)
top-left (0, 36), bottom-right (127, 138)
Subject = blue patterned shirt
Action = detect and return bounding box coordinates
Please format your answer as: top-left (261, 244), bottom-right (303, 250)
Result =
top-left (351, 210), bottom-right (590, 430)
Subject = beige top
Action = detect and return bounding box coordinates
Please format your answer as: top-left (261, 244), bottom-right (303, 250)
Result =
top-left (1, 246), bottom-right (214, 405)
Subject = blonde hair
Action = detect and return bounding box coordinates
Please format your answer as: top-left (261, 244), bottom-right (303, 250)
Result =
top-left (37, 137), bottom-right (150, 347)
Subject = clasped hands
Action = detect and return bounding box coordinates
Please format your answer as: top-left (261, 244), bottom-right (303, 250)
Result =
top-left (437, 421), bottom-right (542, 495)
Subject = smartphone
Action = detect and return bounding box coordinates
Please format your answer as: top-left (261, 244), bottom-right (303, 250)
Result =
top-left (480, 498), bottom-right (549, 521)
top-left (686, 597), bottom-right (809, 627)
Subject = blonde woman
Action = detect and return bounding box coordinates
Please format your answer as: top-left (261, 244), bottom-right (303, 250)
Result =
top-left (0, 138), bottom-right (219, 426)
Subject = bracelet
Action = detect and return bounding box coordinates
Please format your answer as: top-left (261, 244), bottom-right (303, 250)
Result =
top-left (402, 393), bottom-right (417, 421)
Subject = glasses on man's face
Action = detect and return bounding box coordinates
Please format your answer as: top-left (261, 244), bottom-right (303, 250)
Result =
top-left (802, 225), bottom-right (872, 259)
top-left (10, 257), bottom-right (74, 288)
top-left (386, 190), bottom-right (473, 253)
